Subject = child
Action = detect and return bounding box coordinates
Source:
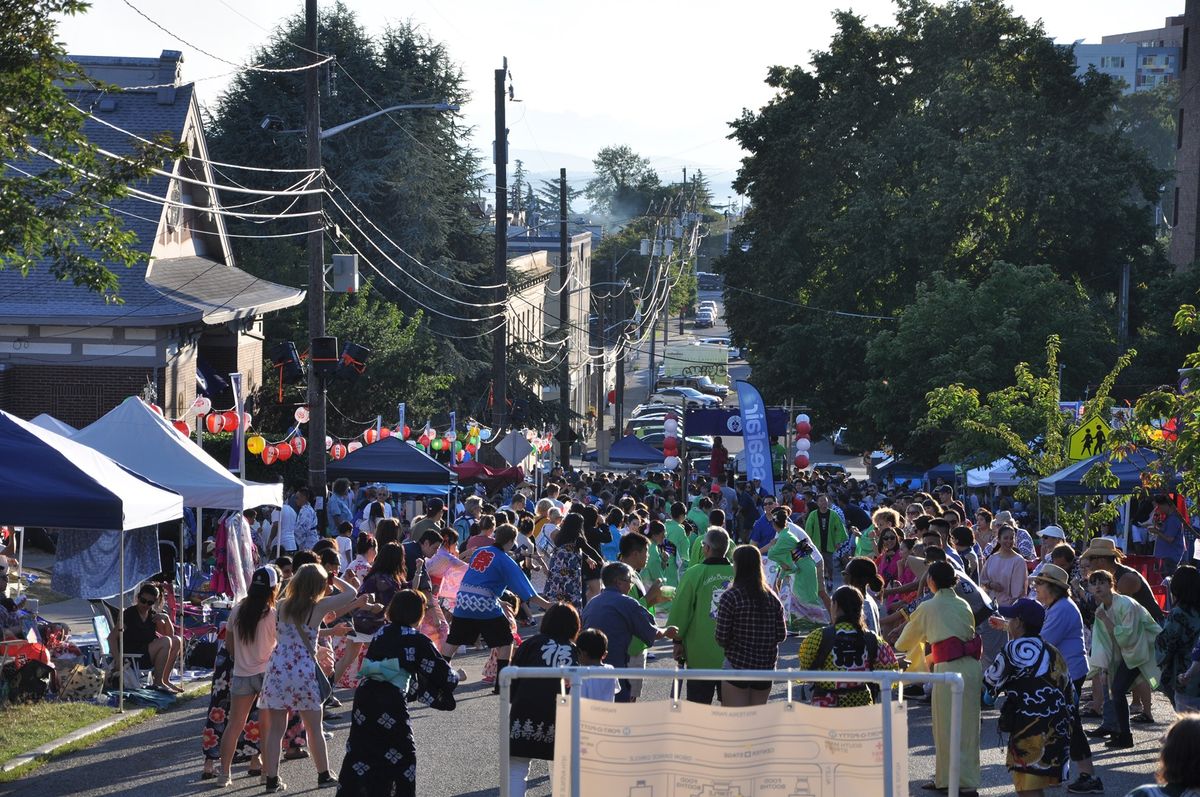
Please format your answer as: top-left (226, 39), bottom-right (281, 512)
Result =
top-left (482, 592), bottom-right (522, 690)
top-left (575, 628), bottom-right (619, 701)
top-left (335, 521), bottom-right (354, 571)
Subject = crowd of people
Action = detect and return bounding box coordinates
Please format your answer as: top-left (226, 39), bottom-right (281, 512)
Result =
top-left (103, 464), bottom-right (1200, 796)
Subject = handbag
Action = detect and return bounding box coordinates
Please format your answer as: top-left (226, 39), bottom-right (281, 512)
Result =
top-left (997, 693), bottom-right (1020, 734)
top-left (292, 616), bottom-right (333, 704)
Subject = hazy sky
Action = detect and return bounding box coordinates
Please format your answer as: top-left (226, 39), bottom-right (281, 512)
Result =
top-left (58, 1), bottom-right (1184, 199)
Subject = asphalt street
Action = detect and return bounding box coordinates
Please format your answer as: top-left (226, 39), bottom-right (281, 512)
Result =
top-left (2, 288), bottom-right (1168, 796)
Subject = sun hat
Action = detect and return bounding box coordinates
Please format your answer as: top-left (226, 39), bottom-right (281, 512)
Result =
top-left (1031, 563), bottom-right (1071, 592)
top-left (1039, 525), bottom-right (1066, 540)
top-left (1081, 537), bottom-right (1122, 560)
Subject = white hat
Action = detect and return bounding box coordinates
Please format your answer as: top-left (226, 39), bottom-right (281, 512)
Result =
top-left (1039, 525), bottom-right (1066, 540)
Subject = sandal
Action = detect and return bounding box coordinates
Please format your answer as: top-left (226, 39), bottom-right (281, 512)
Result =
top-left (200, 771), bottom-right (216, 780)
top-left (920, 783), bottom-right (947, 792)
top-left (1132, 713), bottom-right (1156, 724)
top-left (282, 749), bottom-right (309, 761)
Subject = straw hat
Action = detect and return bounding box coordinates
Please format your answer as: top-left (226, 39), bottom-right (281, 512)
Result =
top-left (1031, 563), bottom-right (1071, 592)
top-left (1080, 537), bottom-right (1121, 560)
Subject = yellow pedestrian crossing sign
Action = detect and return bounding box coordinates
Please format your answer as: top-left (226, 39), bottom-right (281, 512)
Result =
top-left (1067, 417), bottom-right (1112, 461)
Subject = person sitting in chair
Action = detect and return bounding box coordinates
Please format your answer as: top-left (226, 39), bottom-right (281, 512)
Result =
top-left (110, 583), bottom-right (184, 693)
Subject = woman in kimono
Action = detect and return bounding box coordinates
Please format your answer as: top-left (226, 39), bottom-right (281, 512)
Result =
top-left (766, 508), bottom-right (829, 629)
top-left (508, 602), bottom-right (580, 797)
top-left (984, 598), bottom-right (1073, 796)
top-left (336, 589), bottom-right (459, 796)
top-left (895, 561), bottom-right (982, 796)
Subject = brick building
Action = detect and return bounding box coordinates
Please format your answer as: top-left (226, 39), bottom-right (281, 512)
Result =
top-left (1172, 1), bottom-right (1200, 269)
top-left (0, 51), bottom-right (304, 427)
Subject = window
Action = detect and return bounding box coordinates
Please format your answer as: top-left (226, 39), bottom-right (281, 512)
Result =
top-left (1184, 28), bottom-right (1190, 71)
top-left (1180, 108), bottom-right (1186, 150)
top-left (1100, 55), bottom-right (1126, 68)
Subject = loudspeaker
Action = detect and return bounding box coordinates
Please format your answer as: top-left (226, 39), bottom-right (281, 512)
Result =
top-left (336, 342), bottom-right (371, 382)
top-left (269, 341), bottom-right (304, 384)
top-left (311, 336), bottom-right (340, 378)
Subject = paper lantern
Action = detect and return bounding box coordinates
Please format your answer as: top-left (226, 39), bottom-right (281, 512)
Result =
top-left (147, 402), bottom-right (163, 416)
top-left (795, 421), bottom-right (812, 437)
top-left (294, 406), bottom-right (310, 424)
top-left (348, 441), bottom-right (363, 453)
top-left (172, 420), bottom-right (190, 436)
top-left (262, 446), bottom-right (278, 465)
top-left (664, 455), bottom-right (680, 469)
top-left (796, 437), bottom-right (811, 453)
top-left (191, 396), bottom-right (212, 415)
top-left (276, 442), bottom-right (293, 461)
top-left (205, 413), bottom-right (225, 434)
top-left (222, 411), bottom-right (240, 431)
top-left (796, 413), bottom-right (810, 424)
top-left (379, 426), bottom-right (391, 439)
top-left (418, 434), bottom-right (431, 447)
top-left (432, 438), bottom-right (444, 451)
top-left (247, 435), bottom-right (267, 455)
top-left (479, 428), bottom-right (493, 441)
top-left (291, 436), bottom-right (307, 455)
top-left (402, 425), bottom-right (411, 439)
top-left (794, 454), bottom-right (810, 469)
top-left (325, 435), bottom-right (334, 451)
top-left (330, 443), bottom-right (347, 460)
top-left (364, 429), bottom-right (378, 444)
top-left (242, 412), bottom-right (252, 429)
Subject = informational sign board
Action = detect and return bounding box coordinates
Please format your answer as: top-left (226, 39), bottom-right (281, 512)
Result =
top-left (1067, 416), bottom-right (1112, 461)
top-left (552, 696), bottom-right (907, 797)
top-left (663, 343), bottom-right (729, 384)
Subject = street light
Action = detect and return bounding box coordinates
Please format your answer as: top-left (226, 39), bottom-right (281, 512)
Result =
top-left (269, 89), bottom-right (457, 514)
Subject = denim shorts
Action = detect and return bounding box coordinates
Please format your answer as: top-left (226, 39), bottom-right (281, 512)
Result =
top-left (230, 673), bottom-right (264, 696)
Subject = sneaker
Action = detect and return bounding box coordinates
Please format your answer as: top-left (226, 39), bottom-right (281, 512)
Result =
top-left (1066, 774), bottom-right (1105, 794)
top-left (1104, 733), bottom-right (1135, 749)
top-left (324, 695), bottom-right (342, 708)
top-left (322, 730), bottom-right (333, 740)
top-left (1085, 725), bottom-right (1114, 738)
top-left (454, 667), bottom-right (468, 682)
top-left (264, 777), bottom-right (287, 793)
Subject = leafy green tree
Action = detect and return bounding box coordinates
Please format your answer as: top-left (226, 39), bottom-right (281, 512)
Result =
top-left (720, 0), bottom-right (1162, 443)
top-left (861, 262), bottom-right (1113, 461)
top-left (0, 0), bottom-right (179, 298)
top-left (585, 145), bottom-right (665, 217)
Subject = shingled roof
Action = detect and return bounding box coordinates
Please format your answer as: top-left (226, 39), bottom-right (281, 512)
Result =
top-left (0, 53), bottom-right (304, 326)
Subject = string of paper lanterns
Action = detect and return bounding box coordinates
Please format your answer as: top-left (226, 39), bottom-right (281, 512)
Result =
top-left (794, 413), bottom-right (812, 471)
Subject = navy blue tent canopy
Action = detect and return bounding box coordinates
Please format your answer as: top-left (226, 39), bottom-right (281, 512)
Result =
top-left (584, 434), bottom-right (665, 465)
top-left (326, 436), bottom-right (454, 485)
top-left (1038, 447), bottom-right (1171, 496)
top-left (924, 462), bottom-right (958, 484)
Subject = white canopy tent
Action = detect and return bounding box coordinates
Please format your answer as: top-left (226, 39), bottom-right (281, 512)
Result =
top-left (29, 413), bottom-right (77, 437)
top-left (965, 458), bottom-right (1020, 488)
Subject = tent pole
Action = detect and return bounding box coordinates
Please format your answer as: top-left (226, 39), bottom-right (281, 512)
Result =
top-left (179, 520), bottom-right (186, 683)
top-left (196, 508), bottom-right (203, 577)
top-left (118, 529), bottom-right (125, 714)
top-left (17, 527), bottom-right (24, 597)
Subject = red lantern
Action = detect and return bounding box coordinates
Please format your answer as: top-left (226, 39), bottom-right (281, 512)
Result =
top-left (291, 436), bottom-right (307, 455)
top-left (147, 402), bottom-right (163, 416)
top-left (795, 421), bottom-right (811, 437)
top-left (171, 420), bottom-right (190, 436)
top-left (794, 454), bottom-right (810, 469)
top-left (364, 428), bottom-right (379, 444)
top-left (330, 443), bottom-right (347, 460)
top-left (607, 390), bottom-right (617, 404)
top-left (402, 425), bottom-right (411, 439)
top-left (262, 446), bottom-right (278, 465)
top-left (276, 442), bottom-right (293, 461)
top-left (205, 413), bottom-right (225, 434)
top-left (222, 411), bottom-right (239, 431)
top-left (242, 412), bottom-right (252, 429)
top-left (379, 426), bottom-right (391, 439)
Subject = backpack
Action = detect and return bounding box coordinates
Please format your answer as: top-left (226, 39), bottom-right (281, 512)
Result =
top-left (811, 625), bottom-right (880, 699)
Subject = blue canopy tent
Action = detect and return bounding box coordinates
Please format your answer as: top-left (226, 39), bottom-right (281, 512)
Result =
top-left (1038, 447), bottom-right (1171, 497)
top-left (326, 436), bottom-right (455, 489)
top-left (924, 462), bottom-right (958, 487)
top-left (583, 434), bottom-right (665, 466)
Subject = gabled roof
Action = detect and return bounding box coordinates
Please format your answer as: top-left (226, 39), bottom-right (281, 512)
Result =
top-left (0, 63), bottom-right (304, 327)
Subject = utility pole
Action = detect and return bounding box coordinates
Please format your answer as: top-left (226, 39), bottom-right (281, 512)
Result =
top-left (1118, 262), bottom-right (1131, 349)
top-left (558, 168), bottom-right (571, 466)
top-left (491, 62), bottom-right (509, 432)
top-left (303, 0), bottom-right (327, 507)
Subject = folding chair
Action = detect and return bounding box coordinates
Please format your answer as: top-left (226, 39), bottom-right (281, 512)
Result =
top-left (89, 613), bottom-right (148, 687)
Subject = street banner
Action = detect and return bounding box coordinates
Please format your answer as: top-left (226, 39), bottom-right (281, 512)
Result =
top-left (228, 372), bottom-right (243, 475)
top-left (552, 696), bottom-right (907, 797)
top-left (684, 407), bottom-right (789, 437)
top-left (663, 342), bottom-right (729, 384)
top-left (734, 380), bottom-right (774, 496)
top-left (397, 403), bottom-right (406, 436)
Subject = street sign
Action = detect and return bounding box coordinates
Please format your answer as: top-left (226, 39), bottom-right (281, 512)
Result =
top-left (1067, 417), bottom-right (1112, 461)
top-left (554, 426), bottom-right (578, 444)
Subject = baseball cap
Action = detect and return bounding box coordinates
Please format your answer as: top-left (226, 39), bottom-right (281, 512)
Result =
top-left (1039, 525), bottom-right (1066, 540)
top-left (997, 598), bottom-right (1045, 629)
top-left (710, 484), bottom-right (721, 494)
top-left (251, 566), bottom-right (279, 588)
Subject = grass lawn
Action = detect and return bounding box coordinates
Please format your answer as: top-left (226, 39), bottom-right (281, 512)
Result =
top-left (0, 701), bottom-right (115, 766)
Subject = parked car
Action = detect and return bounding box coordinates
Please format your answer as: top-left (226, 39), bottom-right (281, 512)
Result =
top-left (625, 418), bottom-right (667, 437)
top-left (650, 387), bottom-right (722, 408)
top-left (691, 453), bottom-right (742, 474)
top-left (639, 431), bottom-right (714, 454)
top-left (812, 462), bottom-right (848, 476)
top-left (697, 336), bottom-right (741, 360)
top-left (831, 426), bottom-right (852, 454)
top-left (655, 375), bottom-right (729, 397)
top-left (698, 300), bottom-right (718, 315)
top-left (697, 271), bottom-right (722, 290)
top-left (694, 310), bottom-right (714, 328)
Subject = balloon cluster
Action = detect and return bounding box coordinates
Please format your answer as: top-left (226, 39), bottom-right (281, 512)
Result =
top-left (662, 412), bottom-right (681, 469)
top-left (413, 422), bottom-right (495, 463)
top-left (794, 413), bottom-right (812, 470)
top-left (527, 429), bottom-right (553, 456)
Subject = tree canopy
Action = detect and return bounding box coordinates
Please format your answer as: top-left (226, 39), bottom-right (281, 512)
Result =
top-left (585, 145), bottom-right (666, 218)
top-left (0, 0), bottom-right (176, 299)
top-left (719, 0), bottom-right (1165, 458)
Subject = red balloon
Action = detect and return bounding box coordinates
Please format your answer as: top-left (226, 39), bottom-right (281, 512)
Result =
top-left (276, 442), bottom-right (293, 461)
top-left (205, 413), bottom-right (225, 434)
top-left (364, 429), bottom-right (379, 444)
top-left (466, 443), bottom-right (477, 454)
top-left (171, 420), bottom-right (190, 436)
top-left (794, 454), bottom-right (810, 469)
top-left (795, 421), bottom-right (811, 436)
top-left (261, 445), bottom-right (278, 465)
top-left (379, 426), bottom-right (391, 439)
top-left (418, 435), bottom-right (431, 447)
top-left (402, 425), bottom-right (411, 439)
top-left (291, 436), bottom-right (307, 455)
top-left (330, 443), bottom-right (347, 460)
top-left (148, 402), bottom-right (163, 416)
top-left (222, 411), bottom-right (240, 431)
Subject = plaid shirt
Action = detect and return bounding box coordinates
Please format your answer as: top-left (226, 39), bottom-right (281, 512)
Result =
top-left (714, 585), bottom-right (787, 671)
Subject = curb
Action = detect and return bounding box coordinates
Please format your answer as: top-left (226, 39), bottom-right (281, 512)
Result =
top-left (0, 708), bottom-right (146, 773)
top-left (0, 677), bottom-right (210, 776)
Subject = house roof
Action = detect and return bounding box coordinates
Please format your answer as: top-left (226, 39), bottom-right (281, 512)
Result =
top-left (0, 70), bottom-right (304, 327)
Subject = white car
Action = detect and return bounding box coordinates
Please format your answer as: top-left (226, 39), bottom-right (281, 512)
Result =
top-left (698, 300), bottom-right (718, 314)
top-left (694, 310), bottom-right (715, 329)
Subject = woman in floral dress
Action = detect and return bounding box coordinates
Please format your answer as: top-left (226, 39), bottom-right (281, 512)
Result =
top-left (336, 590), bottom-right (459, 797)
top-left (542, 525), bottom-right (584, 608)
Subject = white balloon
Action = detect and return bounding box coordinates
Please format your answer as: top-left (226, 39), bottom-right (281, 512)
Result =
top-left (796, 438), bottom-right (811, 452)
top-left (663, 456), bottom-right (680, 469)
top-left (797, 413), bottom-right (810, 424)
top-left (663, 420), bottom-right (679, 436)
top-left (192, 396), bottom-right (212, 415)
